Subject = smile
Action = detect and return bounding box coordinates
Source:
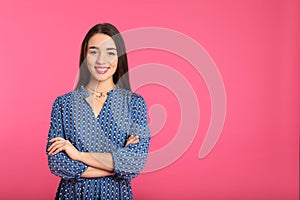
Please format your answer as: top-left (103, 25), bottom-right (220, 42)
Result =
top-left (95, 66), bottom-right (110, 74)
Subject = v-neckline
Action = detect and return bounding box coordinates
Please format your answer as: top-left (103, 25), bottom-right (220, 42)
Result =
top-left (85, 96), bottom-right (107, 118)
top-left (83, 89), bottom-right (114, 119)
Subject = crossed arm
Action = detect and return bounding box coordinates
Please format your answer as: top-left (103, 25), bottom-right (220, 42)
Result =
top-left (47, 135), bottom-right (139, 178)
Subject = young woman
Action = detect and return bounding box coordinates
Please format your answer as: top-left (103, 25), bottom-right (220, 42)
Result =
top-left (46, 23), bottom-right (151, 199)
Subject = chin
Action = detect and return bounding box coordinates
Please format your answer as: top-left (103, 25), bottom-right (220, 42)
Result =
top-left (95, 75), bottom-right (112, 82)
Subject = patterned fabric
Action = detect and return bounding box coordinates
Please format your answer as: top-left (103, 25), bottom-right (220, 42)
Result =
top-left (46, 85), bottom-right (151, 200)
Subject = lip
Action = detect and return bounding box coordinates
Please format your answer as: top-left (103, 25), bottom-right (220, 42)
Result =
top-left (94, 66), bottom-right (110, 74)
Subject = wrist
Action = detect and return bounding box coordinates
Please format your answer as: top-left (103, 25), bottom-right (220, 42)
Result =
top-left (77, 152), bottom-right (84, 162)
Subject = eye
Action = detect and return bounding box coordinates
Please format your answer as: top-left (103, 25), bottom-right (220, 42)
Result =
top-left (107, 51), bottom-right (116, 56)
top-left (89, 50), bottom-right (98, 55)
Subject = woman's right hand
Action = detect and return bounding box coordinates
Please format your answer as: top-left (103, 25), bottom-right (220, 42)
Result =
top-left (125, 135), bottom-right (139, 147)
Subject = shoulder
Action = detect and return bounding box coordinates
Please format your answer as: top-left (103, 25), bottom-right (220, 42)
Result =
top-left (51, 90), bottom-right (76, 108)
top-left (115, 87), bottom-right (146, 106)
top-left (129, 93), bottom-right (146, 107)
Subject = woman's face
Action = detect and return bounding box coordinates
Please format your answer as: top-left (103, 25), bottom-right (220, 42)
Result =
top-left (86, 33), bottom-right (118, 83)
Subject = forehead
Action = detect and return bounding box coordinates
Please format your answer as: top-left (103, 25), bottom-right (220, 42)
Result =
top-left (88, 33), bottom-right (116, 49)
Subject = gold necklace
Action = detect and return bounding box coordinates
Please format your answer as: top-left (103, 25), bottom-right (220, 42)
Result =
top-left (86, 85), bottom-right (115, 99)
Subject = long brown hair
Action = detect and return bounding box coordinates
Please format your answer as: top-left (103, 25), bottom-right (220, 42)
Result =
top-left (75, 23), bottom-right (130, 90)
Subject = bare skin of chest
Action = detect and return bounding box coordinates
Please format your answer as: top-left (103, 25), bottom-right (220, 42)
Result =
top-left (85, 95), bottom-right (107, 117)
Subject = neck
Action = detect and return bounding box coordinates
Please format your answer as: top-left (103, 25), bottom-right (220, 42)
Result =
top-left (86, 78), bottom-right (115, 93)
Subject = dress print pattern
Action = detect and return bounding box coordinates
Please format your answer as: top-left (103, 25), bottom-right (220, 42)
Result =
top-left (46, 85), bottom-right (151, 200)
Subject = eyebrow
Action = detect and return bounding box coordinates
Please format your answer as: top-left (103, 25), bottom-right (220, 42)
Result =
top-left (88, 46), bottom-right (117, 51)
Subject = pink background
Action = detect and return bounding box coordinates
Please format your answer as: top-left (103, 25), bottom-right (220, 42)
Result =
top-left (0, 0), bottom-right (299, 199)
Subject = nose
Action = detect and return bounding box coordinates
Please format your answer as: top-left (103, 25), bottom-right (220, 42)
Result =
top-left (96, 52), bottom-right (107, 64)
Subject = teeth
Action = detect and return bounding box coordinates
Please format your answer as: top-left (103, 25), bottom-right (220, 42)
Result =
top-left (96, 67), bottom-right (109, 71)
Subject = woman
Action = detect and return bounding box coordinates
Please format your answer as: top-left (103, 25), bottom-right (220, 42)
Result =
top-left (46, 23), bottom-right (151, 199)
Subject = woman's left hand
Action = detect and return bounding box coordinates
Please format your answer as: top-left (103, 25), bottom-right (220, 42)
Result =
top-left (47, 137), bottom-right (80, 161)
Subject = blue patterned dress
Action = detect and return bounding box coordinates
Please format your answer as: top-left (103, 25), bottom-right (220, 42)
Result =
top-left (46, 85), bottom-right (151, 200)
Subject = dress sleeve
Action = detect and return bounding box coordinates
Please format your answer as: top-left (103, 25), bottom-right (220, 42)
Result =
top-left (111, 94), bottom-right (151, 179)
top-left (46, 96), bottom-right (88, 180)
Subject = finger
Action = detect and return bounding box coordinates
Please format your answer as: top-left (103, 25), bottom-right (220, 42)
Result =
top-left (48, 142), bottom-right (65, 154)
top-left (125, 136), bottom-right (140, 146)
top-left (131, 137), bottom-right (140, 144)
top-left (49, 137), bottom-right (65, 143)
top-left (49, 137), bottom-right (60, 142)
top-left (128, 135), bottom-right (134, 140)
top-left (125, 139), bottom-right (134, 147)
top-left (47, 141), bottom-right (64, 152)
top-left (49, 143), bottom-right (65, 155)
top-left (51, 146), bottom-right (64, 155)
top-left (127, 135), bottom-right (135, 141)
top-left (49, 146), bottom-right (64, 155)
top-left (125, 137), bottom-right (136, 146)
top-left (129, 135), bottom-right (139, 139)
top-left (47, 142), bottom-right (60, 152)
top-left (131, 136), bottom-right (139, 140)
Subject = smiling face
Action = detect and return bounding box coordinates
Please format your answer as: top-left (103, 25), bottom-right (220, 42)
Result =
top-left (86, 33), bottom-right (118, 84)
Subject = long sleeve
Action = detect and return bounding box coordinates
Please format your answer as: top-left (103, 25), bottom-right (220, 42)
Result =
top-left (111, 94), bottom-right (151, 179)
top-left (46, 96), bottom-right (88, 180)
